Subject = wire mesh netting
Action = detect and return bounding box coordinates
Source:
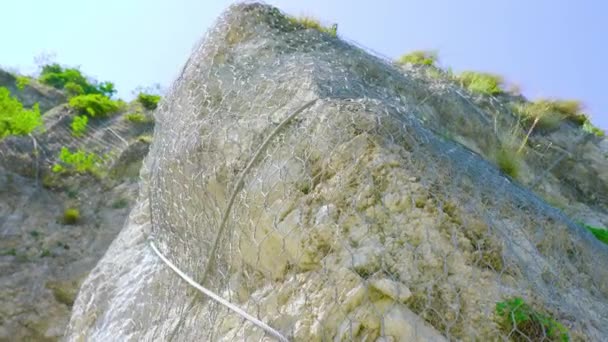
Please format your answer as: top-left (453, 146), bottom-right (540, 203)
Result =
top-left (66, 2), bottom-right (608, 341)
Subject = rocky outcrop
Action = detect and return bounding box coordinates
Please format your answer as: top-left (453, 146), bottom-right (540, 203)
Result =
top-left (64, 3), bottom-right (608, 342)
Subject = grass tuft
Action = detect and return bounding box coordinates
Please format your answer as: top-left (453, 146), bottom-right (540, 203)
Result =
top-left (458, 71), bottom-right (504, 95)
top-left (287, 15), bottom-right (338, 37)
top-left (396, 50), bottom-right (438, 66)
top-left (62, 208), bottom-right (80, 225)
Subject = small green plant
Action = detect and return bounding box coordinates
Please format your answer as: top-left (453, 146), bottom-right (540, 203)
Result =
top-left (581, 223), bottom-right (608, 245)
top-left (62, 208), bottom-right (80, 225)
top-left (137, 93), bottom-right (161, 110)
top-left (69, 94), bottom-right (123, 117)
top-left (124, 112), bottom-right (150, 123)
top-left (0, 87), bottom-right (43, 139)
top-left (52, 147), bottom-right (101, 174)
top-left (287, 16), bottom-right (338, 37)
top-left (15, 76), bottom-right (31, 90)
top-left (495, 297), bottom-right (569, 342)
top-left (40, 249), bottom-right (52, 257)
top-left (458, 71), bottom-right (504, 95)
top-left (396, 50), bottom-right (438, 66)
top-left (70, 115), bottom-right (88, 137)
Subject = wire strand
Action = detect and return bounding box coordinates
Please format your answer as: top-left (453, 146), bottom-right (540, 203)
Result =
top-left (149, 240), bottom-right (289, 342)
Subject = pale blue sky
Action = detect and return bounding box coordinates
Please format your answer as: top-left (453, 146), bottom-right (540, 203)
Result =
top-left (1, 0), bottom-right (606, 130)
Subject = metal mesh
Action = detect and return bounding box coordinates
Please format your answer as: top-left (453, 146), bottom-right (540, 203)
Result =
top-left (86, 3), bottom-right (608, 341)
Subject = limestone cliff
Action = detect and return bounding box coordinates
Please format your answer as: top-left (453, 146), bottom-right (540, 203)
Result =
top-left (65, 3), bottom-right (608, 341)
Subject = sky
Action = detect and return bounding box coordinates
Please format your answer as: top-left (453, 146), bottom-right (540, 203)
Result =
top-left (1, 0), bottom-right (606, 130)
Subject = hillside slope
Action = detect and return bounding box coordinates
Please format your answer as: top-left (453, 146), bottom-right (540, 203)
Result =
top-left (0, 71), bottom-right (154, 340)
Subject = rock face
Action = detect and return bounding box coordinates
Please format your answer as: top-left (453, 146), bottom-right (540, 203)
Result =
top-left (0, 73), bottom-right (154, 340)
top-left (66, 3), bottom-right (608, 342)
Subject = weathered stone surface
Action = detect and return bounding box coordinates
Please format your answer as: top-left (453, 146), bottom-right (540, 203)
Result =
top-left (65, 3), bottom-right (608, 342)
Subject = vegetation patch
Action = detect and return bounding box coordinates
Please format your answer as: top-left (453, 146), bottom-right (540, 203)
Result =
top-left (396, 50), bottom-right (438, 66)
top-left (582, 120), bottom-right (605, 137)
top-left (38, 63), bottom-right (116, 98)
top-left (70, 115), bottom-right (88, 137)
top-left (137, 93), bottom-right (161, 110)
top-left (52, 147), bottom-right (102, 175)
top-left (62, 208), bottom-right (80, 225)
top-left (0, 87), bottom-right (43, 139)
top-left (287, 15), bottom-right (337, 37)
top-left (69, 94), bottom-right (123, 118)
top-left (495, 297), bottom-right (569, 341)
top-left (15, 76), bottom-right (31, 90)
top-left (495, 145), bottom-right (521, 179)
top-left (513, 99), bottom-right (589, 130)
top-left (124, 112), bottom-right (151, 123)
top-left (457, 71), bottom-right (505, 95)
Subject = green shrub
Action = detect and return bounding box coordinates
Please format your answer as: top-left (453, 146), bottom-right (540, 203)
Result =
top-left (15, 76), bottom-right (30, 90)
top-left (396, 50), bottom-right (438, 66)
top-left (0, 87), bottom-right (43, 139)
top-left (124, 112), bottom-right (150, 123)
top-left (70, 115), bottom-right (88, 137)
top-left (38, 63), bottom-right (116, 97)
top-left (62, 208), bottom-right (80, 225)
top-left (287, 16), bottom-right (337, 37)
top-left (495, 297), bottom-right (569, 341)
top-left (458, 71), bottom-right (504, 95)
top-left (52, 147), bottom-right (101, 174)
top-left (137, 93), bottom-right (161, 110)
top-left (581, 224), bottom-right (608, 245)
top-left (69, 94), bottom-right (123, 118)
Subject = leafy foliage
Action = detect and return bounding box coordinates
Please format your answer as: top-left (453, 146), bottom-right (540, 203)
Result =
top-left (15, 76), bottom-right (31, 90)
top-left (0, 87), bottom-right (43, 139)
top-left (71, 115), bottom-right (88, 137)
top-left (38, 63), bottom-right (116, 98)
top-left (287, 16), bottom-right (338, 37)
top-left (52, 147), bottom-right (101, 174)
top-left (458, 71), bottom-right (504, 95)
top-left (68, 94), bottom-right (123, 118)
top-left (495, 297), bottom-right (569, 342)
top-left (397, 50), bottom-right (438, 66)
top-left (137, 93), bottom-right (161, 110)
